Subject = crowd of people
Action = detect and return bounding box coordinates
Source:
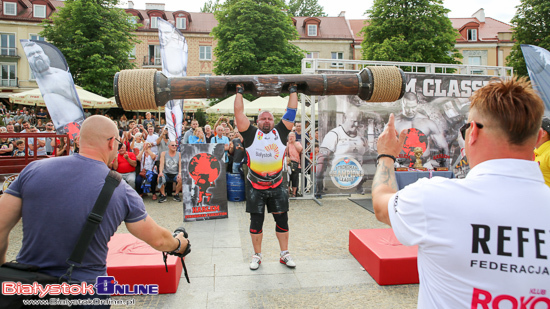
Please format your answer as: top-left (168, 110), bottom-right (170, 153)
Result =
top-left (0, 104), bottom-right (315, 201)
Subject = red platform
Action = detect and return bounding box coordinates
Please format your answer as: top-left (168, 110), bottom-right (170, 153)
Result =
top-left (349, 229), bottom-right (419, 285)
top-left (106, 233), bottom-right (183, 294)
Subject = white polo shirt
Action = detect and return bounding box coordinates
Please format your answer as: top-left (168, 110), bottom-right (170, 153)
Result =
top-left (388, 159), bottom-right (550, 308)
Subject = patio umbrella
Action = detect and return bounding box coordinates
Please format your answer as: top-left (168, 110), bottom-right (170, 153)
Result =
top-left (8, 86), bottom-right (110, 109)
top-left (206, 95), bottom-right (251, 114)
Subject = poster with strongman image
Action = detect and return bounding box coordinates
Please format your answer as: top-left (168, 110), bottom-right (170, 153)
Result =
top-left (158, 18), bottom-right (187, 142)
top-left (181, 143), bottom-right (228, 222)
top-left (20, 40), bottom-right (85, 139)
top-left (316, 73), bottom-right (492, 196)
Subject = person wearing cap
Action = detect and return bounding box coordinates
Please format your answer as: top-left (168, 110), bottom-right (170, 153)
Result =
top-left (535, 117), bottom-right (550, 187)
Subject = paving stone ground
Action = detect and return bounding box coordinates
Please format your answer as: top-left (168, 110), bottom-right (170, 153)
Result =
top-left (6, 195), bottom-right (419, 308)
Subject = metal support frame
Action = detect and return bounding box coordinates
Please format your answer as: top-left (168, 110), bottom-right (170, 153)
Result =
top-left (295, 58), bottom-right (513, 204)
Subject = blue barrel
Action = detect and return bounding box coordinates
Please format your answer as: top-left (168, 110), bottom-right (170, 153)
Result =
top-left (227, 173), bottom-right (246, 202)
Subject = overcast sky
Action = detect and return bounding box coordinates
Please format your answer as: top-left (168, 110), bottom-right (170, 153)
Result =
top-left (122, 0), bottom-right (521, 24)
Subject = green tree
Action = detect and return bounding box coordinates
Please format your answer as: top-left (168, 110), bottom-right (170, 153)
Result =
top-left (506, 0), bottom-right (550, 77)
top-left (201, 0), bottom-right (222, 13)
top-left (40, 0), bottom-right (139, 97)
top-left (287, 0), bottom-right (326, 17)
top-left (360, 0), bottom-right (461, 65)
top-left (211, 0), bottom-right (303, 76)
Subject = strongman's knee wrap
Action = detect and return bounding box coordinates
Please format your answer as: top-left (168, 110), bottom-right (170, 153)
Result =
top-left (273, 212), bottom-right (289, 233)
top-left (249, 212), bottom-right (265, 234)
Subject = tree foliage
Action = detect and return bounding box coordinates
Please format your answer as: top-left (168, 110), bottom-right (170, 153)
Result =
top-left (360, 0), bottom-right (461, 65)
top-left (40, 0), bottom-right (139, 97)
top-left (211, 0), bottom-right (303, 76)
top-left (201, 0), bottom-right (222, 13)
top-left (287, 0), bottom-right (326, 17)
top-left (506, 0), bottom-right (550, 77)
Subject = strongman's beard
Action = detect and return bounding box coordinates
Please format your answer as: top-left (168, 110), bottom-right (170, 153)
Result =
top-left (259, 124), bottom-right (272, 134)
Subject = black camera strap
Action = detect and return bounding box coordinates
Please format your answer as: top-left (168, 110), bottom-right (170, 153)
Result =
top-left (61, 170), bottom-right (122, 282)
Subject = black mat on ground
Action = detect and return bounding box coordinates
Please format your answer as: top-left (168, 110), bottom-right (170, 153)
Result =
top-left (348, 198), bottom-right (374, 214)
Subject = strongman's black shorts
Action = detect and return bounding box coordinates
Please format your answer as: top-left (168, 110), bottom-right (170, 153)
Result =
top-left (245, 180), bottom-right (289, 214)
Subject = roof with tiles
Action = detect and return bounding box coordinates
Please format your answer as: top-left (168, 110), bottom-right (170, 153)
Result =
top-left (292, 16), bottom-right (353, 40)
top-left (128, 9), bottom-right (217, 33)
top-left (0, 0), bottom-right (64, 22)
top-left (451, 17), bottom-right (513, 42)
top-left (348, 16), bottom-right (513, 44)
top-left (348, 19), bottom-right (369, 44)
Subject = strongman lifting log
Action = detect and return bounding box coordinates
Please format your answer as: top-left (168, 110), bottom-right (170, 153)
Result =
top-left (113, 66), bottom-right (407, 110)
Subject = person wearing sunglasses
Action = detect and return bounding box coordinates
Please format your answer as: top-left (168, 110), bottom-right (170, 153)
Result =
top-left (372, 77), bottom-right (550, 308)
top-left (0, 115), bottom-right (190, 305)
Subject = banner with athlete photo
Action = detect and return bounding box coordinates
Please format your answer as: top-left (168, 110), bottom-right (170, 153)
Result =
top-left (316, 73), bottom-right (492, 197)
top-left (181, 143), bottom-right (228, 222)
top-left (158, 19), bottom-right (187, 142)
top-left (521, 44), bottom-right (550, 115)
top-left (20, 40), bottom-right (85, 139)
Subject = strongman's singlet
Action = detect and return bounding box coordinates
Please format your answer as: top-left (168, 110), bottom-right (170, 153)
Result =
top-left (242, 122), bottom-right (289, 190)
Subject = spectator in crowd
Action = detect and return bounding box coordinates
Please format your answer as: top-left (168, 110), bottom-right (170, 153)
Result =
top-left (131, 132), bottom-right (145, 154)
top-left (204, 124), bottom-right (214, 143)
top-left (214, 116), bottom-right (233, 134)
top-left (55, 137), bottom-right (72, 156)
top-left (212, 125), bottom-right (230, 170)
top-left (43, 121), bottom-right (56, 155)
top-left (286, 132), bottom-right (302, 197)
top-left (535, 117), bottom-right (550, 187)
top-left (0, 127), bottom-right (13, 156)
top-left (157, 140), bottom-right (182, 203)
top-left (181, 119), bottom-right (198, 145)
top-left (157, 127), bottom-right (170, 157)
top-left (72, 136), bottom-right (80, 154)
top-left (142, 112), bottom-right (155, 128)
top-left (224, 127), bottom-right (231, 138)
top-left (189, 127), bottom-right (206, 144)
top-left (36, 108), bottom-right (48, 120)
top-left (12, 140), bottom-right (27, 157)
top-left (229, 132), bottom-right (245, 174)
top-left (5, 123), bottom-right (17, 147)
top-left (27, 126), bottom-right (46, 156)
top-left (136, 142), bottom-right (158, 198)
top-left (119, 114), bottom-right (128, 131)
top-left (20, 121), bottom-right (31, 133)
top-left (110, 143), bottom-right (137, 189)
top-left (372, 77), bottom-right (549, 307)
top-left (144, 125), bottom-right (160, 200)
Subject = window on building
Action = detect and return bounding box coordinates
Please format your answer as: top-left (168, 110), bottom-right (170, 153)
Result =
top-left (467, 29), bottom-right (477, 41)
top-left (129, 46), bottom-right (136, 59)
top-left (33, 4), bottom-right (46, 18)
top-left (30, 34), bottom-right (45, 41)
top-left (150, 16), bottom-right (158, 29)
top-left (331, 52), bottom-right (343, 67)
top-left (200, 46), bottom-right (212, 61)
top-left (0, 34), bottom-right (16, 56)
top-left (3, 2), bottom-right (16, 16)
top-left (176, 17), bottom-right (186, 30)
top-left (148, 45), bottom-right (161, 65)
top-left (307, 24), bottom-right (317, 36)
top-left (469, 56), bottom-right (482, 74)
top-left (1, 63), bottom-right (17, 87)
top-left (306, 52), bottom-right (319, 58)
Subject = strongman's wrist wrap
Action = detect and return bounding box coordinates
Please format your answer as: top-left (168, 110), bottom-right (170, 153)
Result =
top-left (283, 107), bottom-right (297, 122)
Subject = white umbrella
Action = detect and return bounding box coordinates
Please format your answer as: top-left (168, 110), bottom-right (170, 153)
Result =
top-left (206, 95), bottom-right (251, 114)
top-left (245, 96), bottom-right (289, 115)
top-left (8, 86), bottom-right (111, 109)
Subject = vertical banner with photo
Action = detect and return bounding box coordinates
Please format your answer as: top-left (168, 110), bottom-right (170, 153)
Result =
top-left (316, 73), bottom-right (492, 196)
top-left (181, 144), bottom-right (228, 222)
top-left (521, 44), bottom-right (550, 115)
top-left (158, 19), bottom-right (187, 142)
top-left (20, 40), bottom-right (85, 139)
